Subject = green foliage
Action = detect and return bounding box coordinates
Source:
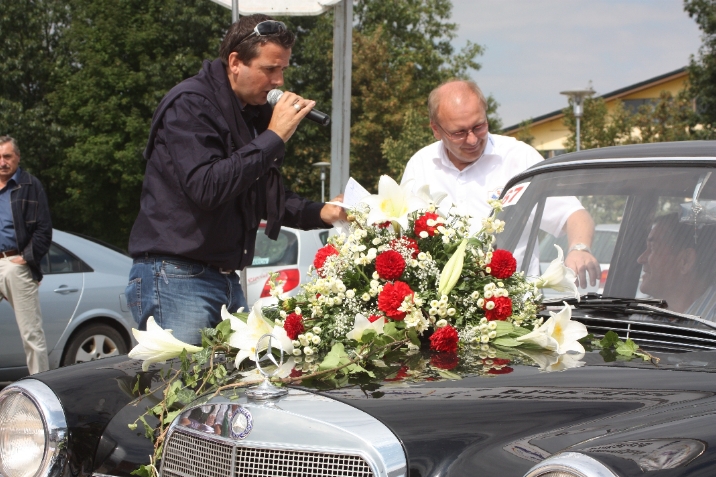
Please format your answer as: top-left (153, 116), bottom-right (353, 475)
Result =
top-left (1, 0), bottom-right (488, 248)
top-left (685, 0), bottom-right (716, 132)
top-left (0, 0), bottom-right (228, 249)
top-left (515, 119), bottom-right (535, 146)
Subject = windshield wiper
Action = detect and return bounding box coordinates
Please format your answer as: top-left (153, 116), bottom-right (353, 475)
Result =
top-left (543, 293), bottom-right (716, 330)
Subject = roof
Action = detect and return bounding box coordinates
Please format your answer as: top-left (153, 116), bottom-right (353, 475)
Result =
top-left (502, 67), bottom-right (689, 134)
top-left (503, 140), bottom-right (716, 191)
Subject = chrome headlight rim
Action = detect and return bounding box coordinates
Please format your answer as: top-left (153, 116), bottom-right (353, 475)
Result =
top-left (0, 379), bottom-right (68, 477)
top-left (524, 451), bottom-right (619, 477)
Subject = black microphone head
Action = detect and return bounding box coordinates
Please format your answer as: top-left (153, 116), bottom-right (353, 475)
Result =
top-left (267, 89), bottom-right (284, 106)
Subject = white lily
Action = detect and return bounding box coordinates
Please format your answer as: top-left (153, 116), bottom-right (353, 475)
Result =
top-left (221, 303), bottom-right (293, 366)
top-left (416, 183), bottom-right (448, 208)
top-left (361, 176), bottom-right (427, 230)
top-left (128, 317), bottom-right (203, 371)
top-left (535, 245), bottom-right (580, 300)
top-left (515, 302), bottom-right (588, 354)
top-left (519, 349), bottom-right (586, 372)
top-left (346, 313), bottom-right (385, 341)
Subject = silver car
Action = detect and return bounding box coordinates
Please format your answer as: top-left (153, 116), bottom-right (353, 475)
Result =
top-left (0, 230), bottom-right (134, 380)
top-left (243, 225), bottom-right (329, 307)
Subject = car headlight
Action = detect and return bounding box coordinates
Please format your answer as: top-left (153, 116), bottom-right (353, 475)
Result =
top-left (524, 452), bottom-right (618, 477)
top-left (0, 379), bottom-right (67, 477)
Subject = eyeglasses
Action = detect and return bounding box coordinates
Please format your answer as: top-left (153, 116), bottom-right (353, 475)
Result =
top-left (435, 121), bottom-right (488, 141)
top-left (236, 20), bottom-right (287, 46)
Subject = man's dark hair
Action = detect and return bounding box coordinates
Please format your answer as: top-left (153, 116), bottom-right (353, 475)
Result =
top-left (219, 14), bottom-right (295, 66)
top-left (653, 212), bottom-right (716, 280)
top-left (0, 135), bottom-right (20, 157)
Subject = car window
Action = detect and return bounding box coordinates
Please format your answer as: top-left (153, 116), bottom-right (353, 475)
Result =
top-left (251, 229), bottom-right (298, 266)
top-left (496, 166), bottom-right (716, 320)
top-left (40, 243), bottom-right (89, 274)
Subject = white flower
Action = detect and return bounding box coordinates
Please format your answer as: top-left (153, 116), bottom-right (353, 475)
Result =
top-left (361, 176), bottom-right (427, 230)
top-left (128, 317), bottom-right (203, 371)
top-left (416, 183), bottom-right (448, 207)
top-left (520, 349), bottom-right (586, 372)
top-left (221, 304), bottom-right (293, 366)
top-left (515, 302), bottom-right (588, 354)
top-left (346, 313), bottom-right (385, 341)
top-left (535, 245), bottom-right (580, 300)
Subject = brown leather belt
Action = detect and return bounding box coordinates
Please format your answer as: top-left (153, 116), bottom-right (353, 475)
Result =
top-left (0, 250), bottom-right (19, 258)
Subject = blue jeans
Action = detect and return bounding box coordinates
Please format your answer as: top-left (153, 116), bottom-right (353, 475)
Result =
top-left (125, 255), bottom-right (248, 345)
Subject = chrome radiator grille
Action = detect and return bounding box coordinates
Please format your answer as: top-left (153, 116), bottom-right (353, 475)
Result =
top-left (162, 430), bottom-right (375, 477)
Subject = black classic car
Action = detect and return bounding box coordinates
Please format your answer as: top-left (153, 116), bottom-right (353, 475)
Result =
top-left (2, 141), bottom-right (716, 477)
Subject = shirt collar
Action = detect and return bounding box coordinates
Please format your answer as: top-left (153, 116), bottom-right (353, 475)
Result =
top-left (438, 133), bottom-right (496, 172)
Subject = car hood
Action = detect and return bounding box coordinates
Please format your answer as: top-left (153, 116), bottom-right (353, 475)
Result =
top-left (28, 349), bottom-right (716, 477)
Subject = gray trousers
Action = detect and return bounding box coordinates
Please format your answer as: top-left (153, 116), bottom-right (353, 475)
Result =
top-left (0, 257), bottom-right (49, 374)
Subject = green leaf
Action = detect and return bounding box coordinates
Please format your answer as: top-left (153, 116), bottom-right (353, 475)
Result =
top-left (360, 329), bottom-right (377, 343)
top-left (493, 321), bottom-right (514, 337)
top-left (436, 369), bottom-right (462, 380)
top-left (319, 343), bottom-right (348, 371)
top-left (215, 319), bottom-right (234, 340)
top-left (616, 338), bottom-right (639, 356)
top-left (600, 331), bottom-right (620, 348)
top-left (130, 464), bottom-right (154, 477)
top-left (127, 423), bottom-right (138, 431)
top-left (162, 409), bottom-right (182, 425)
top-left (493, 337), bottom-right (522, 347)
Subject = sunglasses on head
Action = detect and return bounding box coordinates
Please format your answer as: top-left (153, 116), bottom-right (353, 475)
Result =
top-left (236, 20), bottom-right (287, 46)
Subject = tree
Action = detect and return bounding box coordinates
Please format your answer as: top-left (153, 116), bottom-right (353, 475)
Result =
top-left (685, 0), bottom-right (716, 132)
top-left (562, 97), bottom-right (633, 151)
top-left (0, 0), bottom-right (70, 213)
top-left (280, 0), bottom-right (491, 195)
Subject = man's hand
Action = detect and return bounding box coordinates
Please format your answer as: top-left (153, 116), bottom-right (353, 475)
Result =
top-left (565, 250), bottom-right (601, 289)
top-left (320, 194), bottom-right (348, 224)
top-left (10, 256), bottom-right (27, 266)
top-left (267, 91), bottom-right (316, 143)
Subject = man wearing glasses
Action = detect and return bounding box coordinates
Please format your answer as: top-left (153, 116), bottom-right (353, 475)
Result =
top-left (127, 15), bottom-right (345, 344)
top-left (401, 80), bottom-right (600, 287)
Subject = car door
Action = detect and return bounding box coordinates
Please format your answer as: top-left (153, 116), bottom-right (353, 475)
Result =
top-left (0, 243), bottom-right (84, 369)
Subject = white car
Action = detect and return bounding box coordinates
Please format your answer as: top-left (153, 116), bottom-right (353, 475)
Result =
top-left (242, 225), bottom-right (329, 307)
top-left (0, 230), bottom-right (134, 380)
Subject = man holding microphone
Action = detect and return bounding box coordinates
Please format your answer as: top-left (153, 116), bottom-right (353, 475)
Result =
top-left (127, 14), bottom-right (345, 344)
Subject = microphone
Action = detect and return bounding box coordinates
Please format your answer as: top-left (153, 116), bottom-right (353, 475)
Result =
top-left (267, 89), bottom-right (331, 127)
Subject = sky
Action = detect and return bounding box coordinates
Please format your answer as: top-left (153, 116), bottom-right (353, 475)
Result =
top-left (448, 0), bottom-right (703, 128)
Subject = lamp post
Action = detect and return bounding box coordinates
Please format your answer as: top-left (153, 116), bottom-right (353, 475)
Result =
top-left (313, 162), bottom-right (331, 202)
top-left (560, 88), bottom-right (595, 151)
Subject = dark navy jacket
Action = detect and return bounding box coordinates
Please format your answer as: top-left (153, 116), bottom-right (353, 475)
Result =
top-left (128, 59), bottom-right (327, 270)
top-left (10, 168), bottom-right (52, 281)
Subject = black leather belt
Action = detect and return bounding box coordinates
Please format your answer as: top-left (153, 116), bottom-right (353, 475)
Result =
top-left (138, 253), bottom-right (235, 275)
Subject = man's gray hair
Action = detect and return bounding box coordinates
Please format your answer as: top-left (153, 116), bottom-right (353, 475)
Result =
top-left (0, 136), bottom-right (20, 157)
top-left (427, 79), bottom-right (488, 123)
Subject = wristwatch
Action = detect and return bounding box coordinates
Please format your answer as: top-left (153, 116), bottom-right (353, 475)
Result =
top-left (568, 243), bottom-right (592, 254)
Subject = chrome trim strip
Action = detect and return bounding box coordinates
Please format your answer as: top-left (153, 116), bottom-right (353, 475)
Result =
top-left (162, 389), bottom-right (407, 477)
top-left (524, 451), bottom-right (618, 477)
top-left (0, 379), bottom-right (68, 477)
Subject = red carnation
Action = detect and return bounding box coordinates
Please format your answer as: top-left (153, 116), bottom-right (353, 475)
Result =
top-left (283, 313), bottom-right (305, 340)
top-left (487, 366), bottom-right (514, 375)
top-left (290, 368), bottom-right (303, 378)
top-left (391, 237), bottom-right (420, 258)
top-left (313, 244), bottom-right (339, 277)
top-left (377, 281), bottom-right (413, 320)
top-left (429, 325), bottom-right (459, 353)
top-left (377, 221), bottom-right (392, 229)
top-left (485, 296), bottom-right (513, 321)
top-left (488, 249), bottom-right (517, 279)
top-left (414, 212), bottom-right (441, 237)
top-left (375, 250), bottom-right (406, 280)
top-left (430, 352), bottom-right (459, 370)
top-left (368, 314), bottom-right (383, 323)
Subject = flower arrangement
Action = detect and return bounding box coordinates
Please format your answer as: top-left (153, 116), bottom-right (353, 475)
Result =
top-left (125, 176), bottom-right (658, 477)
top-left (261, 175), bottom-right (577, 375)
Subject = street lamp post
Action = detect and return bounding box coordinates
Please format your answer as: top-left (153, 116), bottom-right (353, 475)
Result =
top-left (313, 162), bottom-right (331, 202)
top-left (560, 88), bottom-right (595, 152)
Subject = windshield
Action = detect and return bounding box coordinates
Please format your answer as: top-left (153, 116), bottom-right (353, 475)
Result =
top-left (495, 166), bottom-right (716, 323)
